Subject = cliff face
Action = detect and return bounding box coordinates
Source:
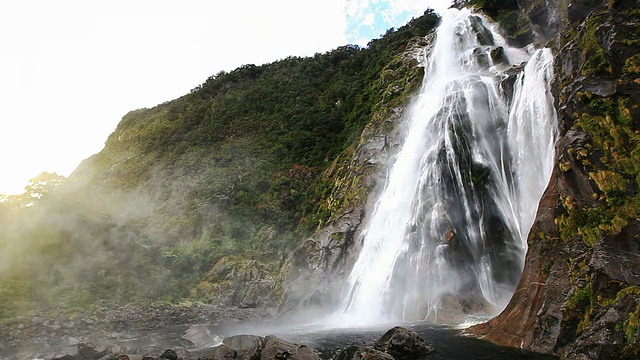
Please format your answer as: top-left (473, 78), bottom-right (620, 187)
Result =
top-left (468, 0), bottom-right (640, 358)
top-left (280, 36), bottom-right (430, 310)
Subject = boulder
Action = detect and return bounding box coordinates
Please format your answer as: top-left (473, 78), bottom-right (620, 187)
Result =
top-left (260, 335), bottom-right (319, 360)
top-left (181, 324), bottom-right (221, 348)
top-left (334, 346), bottom-right (395, 360)
top-left (210, 344), bottom-right (237, 360)
top-left (222, 334), bottom-right (264, 358)
top-left (159, 349), bottom-right (178, 360)
top-left (374, 327), bottom-right (434, 359)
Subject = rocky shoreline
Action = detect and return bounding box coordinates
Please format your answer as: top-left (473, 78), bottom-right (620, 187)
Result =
top-left (0, 305), bottom-right (435, 360)
top-left (0, 302), bottom-right (562, 360)
top-left (2, 319), bottom-right (434, 360)
top-left (0, 302), bottom-right (274, 360)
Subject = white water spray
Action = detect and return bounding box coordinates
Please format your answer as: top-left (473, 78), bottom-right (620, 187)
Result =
top-left (336, 8), bottom-right (557, 325)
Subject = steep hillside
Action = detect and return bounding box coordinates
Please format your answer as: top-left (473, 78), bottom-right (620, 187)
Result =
top-left (0, 11), bottom-right (439, 318)
top-left (465, 0), bottom-right (640, 358)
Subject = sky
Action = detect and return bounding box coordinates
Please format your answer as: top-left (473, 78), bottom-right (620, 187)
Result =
top-left (0, 0), bottom-right (452, 195)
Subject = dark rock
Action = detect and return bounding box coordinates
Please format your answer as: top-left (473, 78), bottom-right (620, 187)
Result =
top-left (582, 78), bottom-right (616, 97)
top-left (334, 346), bottom-right (394, 360)
top-left (469, 15), bottom-right (494, 46)
top-left (490, 46), bottom-right (508, 66)
top-left (174, 348), bottom-right (192, 360)
top-left (222, 335), bottom-right (264, 358)
top-left (260, 336), bottom-right (319, 360)
top-left (452, 0), bottom-right (469, 9)
top-left (77, 343), bottom-right (111, 360)
top-left (374, 327), bottom-right (434, 359)
top-left (473, 46), bottom-right (492, 68)
top-left (159, 349), bottom-right (178, 360)
top-left (209, 344), bottom-right (237, 360)
top-left (567, 2), bottom-right (593, 23)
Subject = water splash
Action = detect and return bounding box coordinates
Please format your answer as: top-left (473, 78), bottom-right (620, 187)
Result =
top-left (336, 8), bottom-right (557, 325)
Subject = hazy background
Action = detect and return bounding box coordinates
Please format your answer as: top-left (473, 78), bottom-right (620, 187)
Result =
top-left (0, 0), bottom-right (452, 195)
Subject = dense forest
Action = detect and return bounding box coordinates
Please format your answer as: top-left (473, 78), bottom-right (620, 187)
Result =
top-left (0, 10), bottom-right (439, 320)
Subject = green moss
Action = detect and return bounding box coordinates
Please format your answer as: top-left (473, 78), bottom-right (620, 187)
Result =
top-left (589, 97), bottom-right (615, 114)
top-left (555, 201), bottom-right (603, 247)
top-left (623, 54), bottom-right (640, 74)
top-left (624, 303), bottom-right (640, 354)
top-left (599, 286), bottom-right (640, 354)
top-left (617, 98), bottom-right (633, 126)
top-left (582, 50), bottom-right (612, 77)
top-left (578, 14), bottom-right (612, 77)
top-left (566, 283), bottom-right (594, 334)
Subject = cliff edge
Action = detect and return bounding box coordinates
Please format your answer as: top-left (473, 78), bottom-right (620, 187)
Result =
top-left (468, 0), bottom-right (640, 358)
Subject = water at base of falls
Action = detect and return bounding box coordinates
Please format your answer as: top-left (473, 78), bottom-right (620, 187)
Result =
top-left (334, 8), bottom-right (557, 326)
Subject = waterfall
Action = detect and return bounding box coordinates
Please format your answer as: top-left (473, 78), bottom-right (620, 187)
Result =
top-left (336, 8), bottom-right (557, 325)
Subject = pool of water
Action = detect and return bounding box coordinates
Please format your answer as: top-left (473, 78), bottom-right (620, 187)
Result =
top-left (215, 320), bottom-right (558, 360)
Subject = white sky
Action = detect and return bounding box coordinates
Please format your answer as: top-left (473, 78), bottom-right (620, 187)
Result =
top-left (0, 0), bottom-right (451, 195)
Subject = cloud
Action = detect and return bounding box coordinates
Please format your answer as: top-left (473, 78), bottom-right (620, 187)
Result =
top-left (345, 0), bottom-right (452, 46)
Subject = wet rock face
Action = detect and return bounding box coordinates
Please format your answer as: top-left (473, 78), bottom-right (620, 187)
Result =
top-left (277, 21), bottom-right (431, 313)
top-left (470, 0), bottom-right (640, 358)
top-left (279, 107), bottom-right (410, 312)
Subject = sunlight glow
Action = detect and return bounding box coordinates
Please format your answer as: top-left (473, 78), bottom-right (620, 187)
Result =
top-left (0, 0), bottom-right (450, 195)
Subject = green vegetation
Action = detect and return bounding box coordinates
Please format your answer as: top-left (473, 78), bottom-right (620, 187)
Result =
top-left (605, 286), bottom-right (640, 356)
top-left (0, 10), bottom-right (439, 319)
top-left (556, 88), bottom-right (640, 248)
top-left (466, 0), bottom-right (519, 15)
top-left (552, 7), bottom-right (640, 248)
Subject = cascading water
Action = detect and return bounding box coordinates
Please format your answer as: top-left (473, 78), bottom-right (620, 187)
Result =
top-left (336, 8), bottom-right (557, 325)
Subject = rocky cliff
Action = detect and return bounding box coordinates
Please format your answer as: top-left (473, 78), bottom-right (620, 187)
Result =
top-left (280, 35), bottom-right (431, 311)
top-left (465, 0), bottom-right (640, 358)
top-left (282, 0), bottom-right (640, 358)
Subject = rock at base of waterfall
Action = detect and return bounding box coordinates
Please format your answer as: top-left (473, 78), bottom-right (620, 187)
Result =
top-left (181, 324), bottom-right (220, 348)
top-left (222, 334), bottom-right (264, 358)
top-left (159, 349), bottom-right (178, 360)
top-left (77, 342), bottom-right (113, 360)
top-left (423, 293), bottom-right (497, 325)
top-left (206, 344), bottom-right (237, 360)
top-left (335, 345), bottom-right (395, 360)
top-left (374, 327), bottom-right (434, 359)
top-left (260, 335), bottom-right (320, 360)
